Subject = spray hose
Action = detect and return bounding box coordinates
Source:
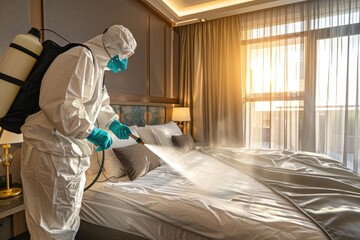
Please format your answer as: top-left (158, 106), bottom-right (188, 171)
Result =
top-left (84, 133), bottom-right (144, 192)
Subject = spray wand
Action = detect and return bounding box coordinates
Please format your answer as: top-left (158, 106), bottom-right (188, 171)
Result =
top-left (129, 133), bottom-right (145, 145)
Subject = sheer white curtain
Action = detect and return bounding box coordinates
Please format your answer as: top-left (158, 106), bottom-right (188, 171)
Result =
top-left (179, 0), bottom-right (360, 173)
top-left (310, 0), bottom-right (360, 173)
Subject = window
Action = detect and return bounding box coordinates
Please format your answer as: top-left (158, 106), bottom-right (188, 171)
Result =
top-left (245, 38), bottom-right (304, 150)
top-left (316, 33), bottom-right (360, 171)
top-left (243, 5), bottom-right (360, 172)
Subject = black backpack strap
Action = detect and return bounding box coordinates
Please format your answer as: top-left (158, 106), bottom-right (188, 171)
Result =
top-left (10, 43), bottom-right (39, 60)
top-left (0, 72), bottom-right (32, 90)
top-left (0, 44), bottom-right (93, 92)
top-left (66, 43), bottom-right (96, 67)
top-left (77, 43), bottom-right (92, 53)
top-left (0, 42), bottom-right (44, 90)
top-left (67, 43), bottom-right (93, 57)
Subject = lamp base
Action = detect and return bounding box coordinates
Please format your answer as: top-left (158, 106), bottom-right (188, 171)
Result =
top-left (0, 187), bottom-right (22, 199)
top-left (177, 121), bottom-right (184, 133)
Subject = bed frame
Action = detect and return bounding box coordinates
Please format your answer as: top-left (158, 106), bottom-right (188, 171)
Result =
top-left (76, 220), bottom-right (147, 240)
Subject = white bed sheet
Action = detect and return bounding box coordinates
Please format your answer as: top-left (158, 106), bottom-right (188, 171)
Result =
top-left (81, 149), bottom-right (328, 240)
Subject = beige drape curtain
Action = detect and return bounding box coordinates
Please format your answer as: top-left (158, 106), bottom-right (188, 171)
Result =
top-left (179, 18), bottom-right (244, 147)
top-left (178, 0), bottom-right (360, 173)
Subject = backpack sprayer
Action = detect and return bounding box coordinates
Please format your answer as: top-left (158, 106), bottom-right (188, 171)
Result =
top-left (0, 28), bottom-right (93, 134)
top-left (0, 28), bottom-right (43, 119)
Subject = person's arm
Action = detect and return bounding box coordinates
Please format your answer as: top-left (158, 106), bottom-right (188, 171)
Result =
top-left (98, 87), bottom-right (132, 140)
top-left (96, 87), bottom-right (118, 129)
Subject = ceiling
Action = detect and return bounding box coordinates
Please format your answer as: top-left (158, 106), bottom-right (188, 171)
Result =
top-left (142, 0), bottom-right (307, 26)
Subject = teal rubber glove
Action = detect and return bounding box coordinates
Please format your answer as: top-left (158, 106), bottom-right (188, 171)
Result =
top-left (86, 127), bottom-right (113, 151)
top-left (109, 120), bottom-right (131, 139)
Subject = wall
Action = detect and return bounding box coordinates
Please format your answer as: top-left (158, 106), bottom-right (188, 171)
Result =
top-left (39, 0), bottom-right (179, 103)
top-left (0, 0), bottom-right (31, 59)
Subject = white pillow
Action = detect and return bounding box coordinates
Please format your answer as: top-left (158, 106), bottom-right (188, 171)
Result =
top-left (136, 126), bottom-right (158, 145)
top-left (86, 125), bottom-right (138, 180)
top-left (149, 121), bottom-right (182, 146)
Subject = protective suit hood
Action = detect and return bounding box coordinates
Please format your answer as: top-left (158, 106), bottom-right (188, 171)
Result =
top-left (84, 25), bottom-right (137, 69)
top-left (102, 25), bottom-right (137, 60)
top-left (84, 35), bottom-right (110, 69)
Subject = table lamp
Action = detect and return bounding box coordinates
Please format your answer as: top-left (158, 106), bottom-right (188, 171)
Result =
top-left (0, 128), bottom-right (23, 199)
top-left (172, 107), bottom-right (191, 132)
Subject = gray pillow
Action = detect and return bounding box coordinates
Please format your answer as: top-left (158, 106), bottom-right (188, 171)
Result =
top-left (112, 144), bottom-right (161, 181)
top-left (171, 134), bottom-right (196, 153)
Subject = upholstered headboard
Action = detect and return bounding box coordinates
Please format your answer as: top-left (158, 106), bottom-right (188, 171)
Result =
top-left (109, 90), bottom-right (179, 126)
top-left (111, 104), bottom-right (172, 126)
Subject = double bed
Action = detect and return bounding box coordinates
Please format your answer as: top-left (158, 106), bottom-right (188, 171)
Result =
top-left (76, 105), bottom-right (360, 240)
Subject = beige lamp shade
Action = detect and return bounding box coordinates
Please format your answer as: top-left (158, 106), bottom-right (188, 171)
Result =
top-left (0, 128), bottom-right (23, 144)
top-left (172, 107), bottom-right (191, 122)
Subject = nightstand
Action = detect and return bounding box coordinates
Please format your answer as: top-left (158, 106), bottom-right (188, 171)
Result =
top-left (0, 188), bottom-right (28, 239)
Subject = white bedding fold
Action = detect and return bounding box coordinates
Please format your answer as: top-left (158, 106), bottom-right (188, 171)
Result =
top-left (81, 149), bottom-right (329, 240)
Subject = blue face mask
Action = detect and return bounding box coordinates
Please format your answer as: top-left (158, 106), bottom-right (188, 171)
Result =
top-left (106, 55), bottom-right (128, 73)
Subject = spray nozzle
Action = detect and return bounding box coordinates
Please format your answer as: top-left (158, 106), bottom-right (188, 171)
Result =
top-left (28, 28), bottom-right (41, 39)
top-left (129, 133), bottom-right (145, 145)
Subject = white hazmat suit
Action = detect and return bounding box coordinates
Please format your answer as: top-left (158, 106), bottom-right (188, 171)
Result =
top-left (20, 25), bottom-right (136, 240)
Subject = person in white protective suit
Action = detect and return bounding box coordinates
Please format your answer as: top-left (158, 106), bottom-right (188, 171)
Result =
top-left (20, 25), bottom-right (137, 240)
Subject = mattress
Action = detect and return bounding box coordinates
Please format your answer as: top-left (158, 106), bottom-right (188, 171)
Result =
top-left (80, 148), bottom-right (337, 240)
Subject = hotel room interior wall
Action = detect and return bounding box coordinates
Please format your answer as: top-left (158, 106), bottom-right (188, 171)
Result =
top-left (167, 28), bottom-right (180, 99)
top-left (41, 0), bottom-right (178, 101)
top-left (150, 14), bottom-right (165, 97)
top-left (42, 0), bottom-right (147, 95)
top-left (0, 0), bottom-right (31, 60)
top-left (148, 10), bottom-right (179, 99)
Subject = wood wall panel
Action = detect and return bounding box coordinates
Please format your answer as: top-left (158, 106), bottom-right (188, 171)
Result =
top-left (149, 13), bottom-right (166, 97)
top-left (42, 0), bottom-right (149, 96)
top-left (41, 0), bottom-right (179, 103)
top-left (2, 0), bottom-right (180, 108)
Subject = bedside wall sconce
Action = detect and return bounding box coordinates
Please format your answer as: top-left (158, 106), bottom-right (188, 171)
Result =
top-left (0, 128), bottom-right (23, 199)
top-left (172, 107), bottom-right (191, 132)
